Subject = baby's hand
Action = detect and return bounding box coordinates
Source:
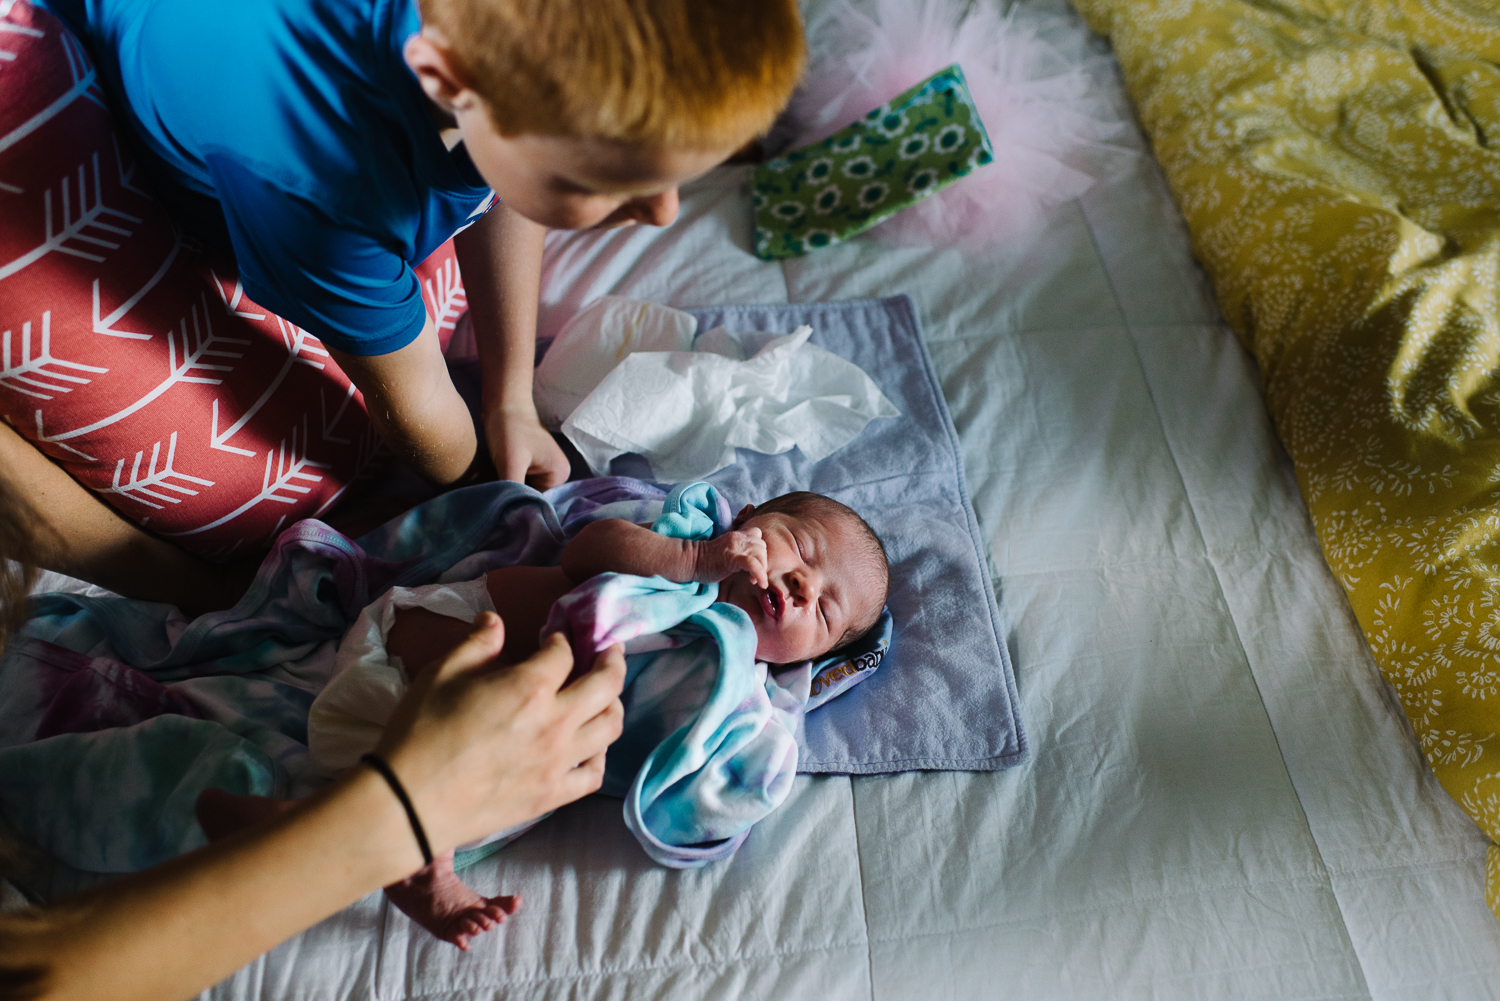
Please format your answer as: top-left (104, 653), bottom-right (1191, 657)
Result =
top-left (694, 528), bottom-right (768, 586)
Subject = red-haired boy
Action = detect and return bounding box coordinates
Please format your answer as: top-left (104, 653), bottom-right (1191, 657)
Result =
top-left (27, 0), bottom-right (804, 578)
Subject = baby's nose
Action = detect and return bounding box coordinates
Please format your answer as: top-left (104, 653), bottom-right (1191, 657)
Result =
top-left (785, 569), bottom-right (818, 605)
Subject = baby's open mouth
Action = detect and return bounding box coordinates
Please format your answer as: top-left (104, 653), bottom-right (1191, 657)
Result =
top-left (758, 587), bottom-right (783, 621)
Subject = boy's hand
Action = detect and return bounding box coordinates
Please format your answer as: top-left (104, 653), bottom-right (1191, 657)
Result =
top-left (693, 528), bottom-right (767, 586)
top-left (486, 406), bottom-right (570, 490)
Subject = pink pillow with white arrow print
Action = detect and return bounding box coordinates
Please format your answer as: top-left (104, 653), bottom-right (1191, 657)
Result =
top-left (0, 0), bottom-right (466, 558)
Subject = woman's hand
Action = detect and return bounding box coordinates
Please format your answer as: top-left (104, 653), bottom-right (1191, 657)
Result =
top-left (0, 614), bottom-right (625, 1001)
top-left (483, 405), bottom-right (571, 490)
top-left (376, 612), bottom-right (624, 853)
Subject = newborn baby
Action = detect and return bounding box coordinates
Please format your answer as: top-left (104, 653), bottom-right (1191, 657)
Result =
top-left (198, 490), bottom-right (888, 949)
top-left (402, 490), bottom-right (888, 670)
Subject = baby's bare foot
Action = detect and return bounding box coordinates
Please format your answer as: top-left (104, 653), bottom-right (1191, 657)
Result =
top-left (383, 849), bottom-right (521, 950)
top-left (195, 788), bottom-right (294, 842)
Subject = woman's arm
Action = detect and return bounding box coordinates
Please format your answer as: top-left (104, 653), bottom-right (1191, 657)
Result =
top-left (0, 418), bottom-right (253, 615)
top-left (456, 203), bottom-right (571, 489)
top-left (0, 616), bottom-right (625, 1001)
top-left (560, 519), bottom-right (768, 586)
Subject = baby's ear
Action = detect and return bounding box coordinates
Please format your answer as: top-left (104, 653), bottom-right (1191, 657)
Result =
top-left (731, 504), bottom-right (756, 528)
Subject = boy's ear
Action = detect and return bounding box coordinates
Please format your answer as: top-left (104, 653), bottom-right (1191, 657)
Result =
top-left (403, 30), bottom-right (478, 113)
top-left (731, 504), bottom-right (756, 529)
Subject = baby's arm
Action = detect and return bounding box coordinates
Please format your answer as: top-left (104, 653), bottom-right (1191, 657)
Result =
top-left (561, 519), bottom-right (768, 587)
top-left (387, 521), bottom-right (765, 682)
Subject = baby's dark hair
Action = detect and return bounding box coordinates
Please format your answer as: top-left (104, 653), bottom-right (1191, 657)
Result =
top-left (753, 491), bottom-right (889, 650)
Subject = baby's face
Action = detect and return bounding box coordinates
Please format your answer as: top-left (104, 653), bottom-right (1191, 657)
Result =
top-left (718, 509), bottom-right (879, 664)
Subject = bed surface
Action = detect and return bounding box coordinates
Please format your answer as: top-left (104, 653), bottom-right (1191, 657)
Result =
top-left (23, 1), bottom-right (1500, 997)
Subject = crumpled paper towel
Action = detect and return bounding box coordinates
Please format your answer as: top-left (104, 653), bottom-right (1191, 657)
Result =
top-left (535, 296), bottom-right (699, 428)
top-left (555, 313), bottom-right (901, 481)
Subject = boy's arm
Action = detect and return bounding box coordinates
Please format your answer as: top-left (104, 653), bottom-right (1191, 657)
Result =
top-left (455, 203), bottom-right (571, 489)
top-left (561, 519), bottom-right (768, 586)
top-left (326, 318), bottom-right (478, 487)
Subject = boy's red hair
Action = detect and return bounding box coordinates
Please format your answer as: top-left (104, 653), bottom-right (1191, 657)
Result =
top-left (418, 0), bottom-right (806, 150)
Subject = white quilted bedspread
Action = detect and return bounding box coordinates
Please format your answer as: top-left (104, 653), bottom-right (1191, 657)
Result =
top-left (190, 3), bottom-right (1500, 997)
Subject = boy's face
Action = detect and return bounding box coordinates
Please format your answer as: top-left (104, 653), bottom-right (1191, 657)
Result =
top-left (717, 509), bottom-right (881, 664)
top-left (405, 32), bottom-right (733, 231)
top-left (461, 131), bottom-right (730, 230)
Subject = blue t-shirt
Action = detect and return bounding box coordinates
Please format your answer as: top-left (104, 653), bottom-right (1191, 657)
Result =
top-left (43, 0), bottom-right (493, 356)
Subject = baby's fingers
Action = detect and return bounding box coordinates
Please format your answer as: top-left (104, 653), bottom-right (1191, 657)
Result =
top-left (741, 542), bottom-right (769, 588)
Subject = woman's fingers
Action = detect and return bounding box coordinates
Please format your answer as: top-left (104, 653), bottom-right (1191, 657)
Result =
top-left (428, 611), bottom-right (506, 684)
top-left (558, 643), bottom-right (626, 721)
top-left (557, 750), bottom-right (609, 802)
top-left (503, 630), bottom-right (575, 692)
top-left (380, 626), bottom-right (624, 850)
top-left (572, 684), bottom-right (625, 754)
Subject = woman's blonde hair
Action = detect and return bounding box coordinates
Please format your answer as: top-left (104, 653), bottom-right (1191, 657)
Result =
top-left (417, 0), bottom-right (805, 150)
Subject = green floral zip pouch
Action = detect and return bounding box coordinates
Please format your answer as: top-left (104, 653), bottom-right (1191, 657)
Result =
top-left (751, 64), bottom-right (995, 260)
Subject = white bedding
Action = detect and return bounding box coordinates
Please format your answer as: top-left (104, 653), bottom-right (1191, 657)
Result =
top-left (163, 1), bottom-right (1500, 996)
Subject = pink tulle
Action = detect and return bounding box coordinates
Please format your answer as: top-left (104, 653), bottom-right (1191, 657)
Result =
top-left (784, 0), bottom-right (1136, 251)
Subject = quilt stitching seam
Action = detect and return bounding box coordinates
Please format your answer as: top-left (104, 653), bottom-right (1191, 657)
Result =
top-left (1077, 201), bottom-right (1376, 999)
top-left (386, 937), bottom-right (873, 997)
top-left (863, 869), bottom-right (1360, 945)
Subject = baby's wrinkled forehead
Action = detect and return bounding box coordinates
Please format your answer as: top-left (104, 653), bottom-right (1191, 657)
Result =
top-left (811, 512), bottom-right (887, 603)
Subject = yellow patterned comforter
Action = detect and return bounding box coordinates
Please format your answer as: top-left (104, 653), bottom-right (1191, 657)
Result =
top-left (1069, 0), bottom-right (1500, 912)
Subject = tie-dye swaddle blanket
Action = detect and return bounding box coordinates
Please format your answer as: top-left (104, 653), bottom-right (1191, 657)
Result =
top-left (550, 482), bottom-right (811, 866)
top-left (0, 479), bottom-right (876, 875)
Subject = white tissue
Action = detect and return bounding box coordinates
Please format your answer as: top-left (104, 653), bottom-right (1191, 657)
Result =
top-left (535, 296), bottom-right (699, 428)
top-left (559, 322), bottom-right (901, 481)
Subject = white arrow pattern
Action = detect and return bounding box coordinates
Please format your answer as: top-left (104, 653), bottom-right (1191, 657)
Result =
top-left (0, 152), bottom-right (142, 280)
top-left (209, 317), bottom-right (326, 455)
top-left (92, 227), bottom-right (182, 339)
top-left (99, 431), bottom-right (215, 509)
top-left (0, 16), bottom-right (42, 66)
top-left (35, 292), bottom-right (250, 448)
top-left (318, 381), bottom-right (357, 444)
top-left (1, 310), bottom-right (108, 399)
top-left (421, 253), bottom-right (467, 333)
top-left (209, 266), bottom-right (268, 321)
top-left (0, 18), bottom-right (104, 160)
top-left (312, 422), bottom-right (382, 518)
top-left (110, 131), bottom-right (148, 198)
top-left (167, 415), bottom-right (330, 537)
top-left (0, 0), bottom-right (415, 554)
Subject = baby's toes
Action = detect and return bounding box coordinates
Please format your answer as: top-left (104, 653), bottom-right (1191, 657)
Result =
top-left (449, 917), bottom-right (484, 947)
top-left (446, 925), bottom-right (472, 951)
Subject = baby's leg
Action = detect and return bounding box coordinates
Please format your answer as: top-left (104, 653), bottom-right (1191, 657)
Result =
top-left (385, 605), bottom-right (484, 680)
top-left (382, 851), bottom-right (521, 951)
top-left (195, 788), bottom-right (295, 841)
top-left (481, 565), bottom-right (574, 663)
top-left (198, 789), bottom-right (521, 950)
top-left (382, 566), bottom-right (571, 679)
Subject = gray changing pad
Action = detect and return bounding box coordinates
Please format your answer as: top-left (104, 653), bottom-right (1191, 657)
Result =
top-left (612, 296), bottom-right (1025, 773)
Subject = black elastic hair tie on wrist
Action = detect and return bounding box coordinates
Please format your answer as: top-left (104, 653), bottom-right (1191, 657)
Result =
top-left (360, 752), bottom-right (434, 867)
